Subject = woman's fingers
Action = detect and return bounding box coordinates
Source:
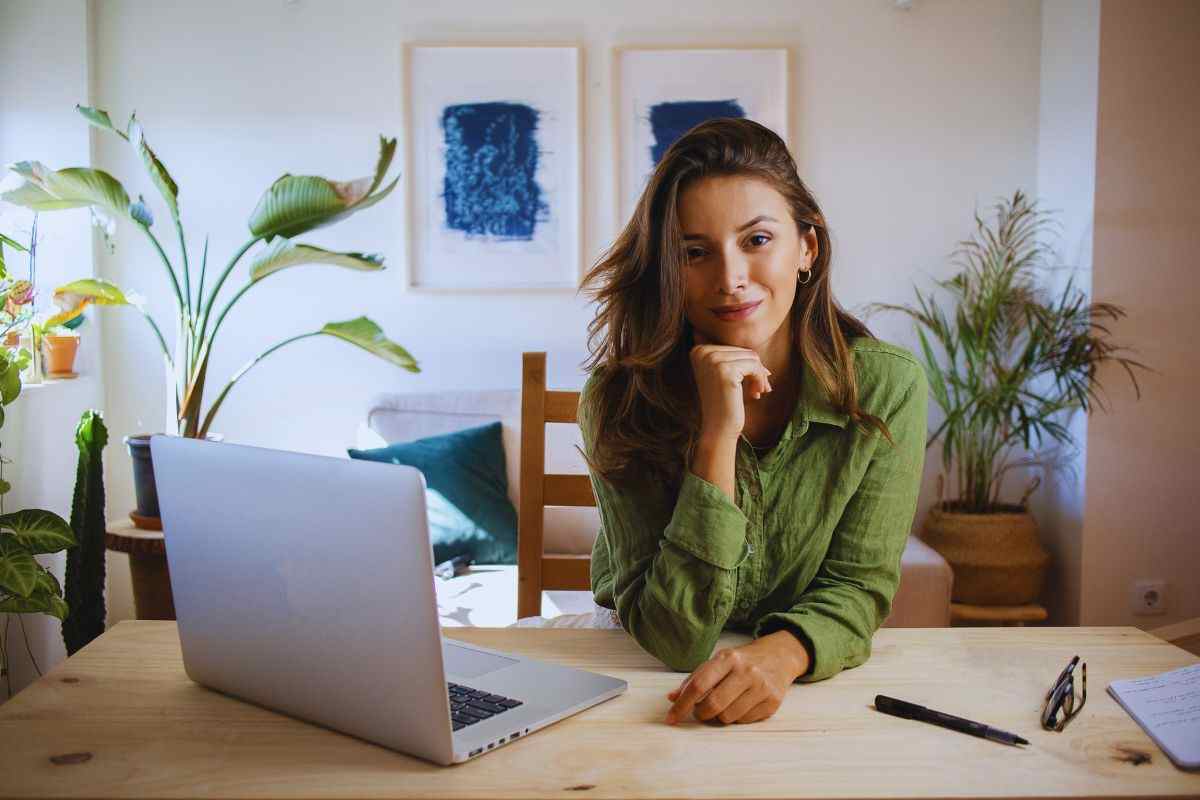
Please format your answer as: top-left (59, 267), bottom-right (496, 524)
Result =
top-left (699, 351), bottom-right (772, 395)
top-left (734, 697), bottom-right (778, 724)
top-left (692, 677), bottom-right (755, 723)
top-left (666, 657), bottom-right (736, 724)
top-left (667, 675), bottom-right (691, 700)
top-left (716, 685), bottom-right (766, 724)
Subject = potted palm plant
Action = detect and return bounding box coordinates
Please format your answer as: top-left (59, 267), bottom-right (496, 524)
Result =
top-left (2, 105), bottom-right (419, 521)
top-left (868, 190), bottom-right (1149, 605)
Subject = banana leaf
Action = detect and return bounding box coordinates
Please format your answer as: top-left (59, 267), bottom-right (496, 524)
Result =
top-left (247, 136), bottom-right (398, 241)
top-left (248, 240), bottom-right (384, 282)
top-left (4, 161), bottom-right (131, 220)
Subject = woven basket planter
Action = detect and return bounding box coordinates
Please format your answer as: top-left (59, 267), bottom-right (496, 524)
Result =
top-left (921, 502), bottom-right (1050, 605)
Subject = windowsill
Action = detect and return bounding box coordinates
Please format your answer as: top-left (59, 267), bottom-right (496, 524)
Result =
top-left (21, 375), bottom-right (88, 389)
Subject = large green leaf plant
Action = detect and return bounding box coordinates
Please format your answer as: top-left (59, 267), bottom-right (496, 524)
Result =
top-left (2, 105), bottom-right (418, 437)
top-left (867, 190), bottom-right (1150, 513)
top-left (0, 347), bottom-right (75, 696)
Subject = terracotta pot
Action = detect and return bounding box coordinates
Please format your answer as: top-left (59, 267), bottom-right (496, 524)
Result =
top-left (921, 503), bottom-right (1051, 605)
top-left (42, 334), bottom-right (80, 376)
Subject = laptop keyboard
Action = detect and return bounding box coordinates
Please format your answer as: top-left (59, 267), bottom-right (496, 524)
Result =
top-left (447, 682), bottom-right (523, 731)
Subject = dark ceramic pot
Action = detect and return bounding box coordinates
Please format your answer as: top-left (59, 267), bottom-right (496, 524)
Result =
top-left (123, 434), bottom-right (160, 518)
top-left (123, 432), bottom-right (225, 519)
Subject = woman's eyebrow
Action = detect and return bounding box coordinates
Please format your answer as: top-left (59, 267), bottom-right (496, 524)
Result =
top-left (682, 215), bottom-right (779, 241)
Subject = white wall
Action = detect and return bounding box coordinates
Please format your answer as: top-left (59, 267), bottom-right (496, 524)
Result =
top-left (1028, 0), bottom-right (1100, 625)
top-left (0, 0), bottom-right (106, 698)
top-left (13, 1), bottom-right (1048, 635)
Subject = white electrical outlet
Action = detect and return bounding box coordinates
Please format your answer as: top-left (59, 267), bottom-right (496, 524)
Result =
top-left (1131, 580), bottom-right (1168, 615)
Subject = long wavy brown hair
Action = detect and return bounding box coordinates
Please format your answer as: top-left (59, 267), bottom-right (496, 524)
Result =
top-left (579, 117), bottom-right (891, 490)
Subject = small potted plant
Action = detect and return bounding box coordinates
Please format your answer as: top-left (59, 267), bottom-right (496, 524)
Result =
top-left (33, 285), bottom-right (86, 378)
top-left (867, 190), bottom-right (1150, 606)
top-left (39, 324), bottom-right (79, 377)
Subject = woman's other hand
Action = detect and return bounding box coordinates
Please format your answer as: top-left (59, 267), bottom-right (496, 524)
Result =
top-left (664, 632), bottom-right (809, 725)
top-left (689, 328), bottom-right (772, 442)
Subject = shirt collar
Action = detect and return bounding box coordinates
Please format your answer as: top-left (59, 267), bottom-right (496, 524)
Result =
top-left (790, 360), bottom-right (850, 434)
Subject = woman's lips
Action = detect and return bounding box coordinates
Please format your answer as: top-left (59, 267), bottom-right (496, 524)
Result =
top-left (711, 300), bottom-right (763, 321)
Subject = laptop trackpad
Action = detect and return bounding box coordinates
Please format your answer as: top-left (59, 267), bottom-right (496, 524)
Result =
top-left (443, 643), bottom-right (519, 679)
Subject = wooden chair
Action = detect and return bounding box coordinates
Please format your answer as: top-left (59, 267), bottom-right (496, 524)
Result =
top-left (516, 352), bottom-right (597, 620)
top-left (1150, 617), bottom-right (1200, 658)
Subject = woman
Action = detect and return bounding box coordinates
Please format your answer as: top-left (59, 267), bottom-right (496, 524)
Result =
top-left (577, 117), bottom-right (928, 726)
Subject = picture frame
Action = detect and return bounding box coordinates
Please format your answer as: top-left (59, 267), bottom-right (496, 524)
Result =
top-left (612, 45), bottom-right (791, 226)
top-left (403, 43), bottom-right (583, 292)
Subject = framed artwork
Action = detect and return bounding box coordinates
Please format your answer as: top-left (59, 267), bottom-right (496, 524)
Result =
top-left (613, 46), bottom-right (790, 224)
top-left (404, 44), bottom-right (582, 291)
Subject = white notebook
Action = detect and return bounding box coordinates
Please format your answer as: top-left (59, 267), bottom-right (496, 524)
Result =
top-left (1107, 662), bottom-right (1200, 771)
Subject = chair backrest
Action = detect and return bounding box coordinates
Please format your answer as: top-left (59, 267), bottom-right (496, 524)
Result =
top-left (516, 352), bottom-right (596, 619)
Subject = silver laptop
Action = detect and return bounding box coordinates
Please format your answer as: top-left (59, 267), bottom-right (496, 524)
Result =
top-left (150, 435), bottom-right (627, 766)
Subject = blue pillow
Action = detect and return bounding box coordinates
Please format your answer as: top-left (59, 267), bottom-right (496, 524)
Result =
top-left (347, 421), bottom-right (517, 565)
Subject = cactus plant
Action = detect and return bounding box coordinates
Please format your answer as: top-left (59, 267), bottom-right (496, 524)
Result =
top-left (61, 410), bottom-right (107, 656)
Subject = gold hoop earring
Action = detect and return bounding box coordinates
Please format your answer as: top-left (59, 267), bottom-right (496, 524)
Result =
top-left (797, 268), bottom-right (812, 286)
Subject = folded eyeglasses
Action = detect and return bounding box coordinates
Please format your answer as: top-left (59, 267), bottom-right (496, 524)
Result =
top-left (1042, 654), bottom-right (1087, 731)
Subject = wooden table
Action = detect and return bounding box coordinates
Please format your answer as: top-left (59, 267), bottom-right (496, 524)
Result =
top-left (0, 622), bottom-right (1197, 798)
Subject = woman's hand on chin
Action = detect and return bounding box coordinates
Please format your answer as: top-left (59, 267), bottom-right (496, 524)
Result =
top-left (663, 633), bottom-right (809, 725)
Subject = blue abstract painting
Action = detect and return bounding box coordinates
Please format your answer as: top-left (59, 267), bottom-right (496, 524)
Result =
top-left (648, 99), bottom-right (746, 165)
top-left (440, 101), bottom-right (549, 240)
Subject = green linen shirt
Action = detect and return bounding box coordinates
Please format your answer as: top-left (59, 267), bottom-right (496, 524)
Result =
top-left (580, 337), bottom-right (929, 682)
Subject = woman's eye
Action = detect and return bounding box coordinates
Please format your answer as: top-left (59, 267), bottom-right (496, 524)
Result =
top-left (686, 248), bottom-right (706, 260)
top-left (749, 234), bottom-right (771, 247)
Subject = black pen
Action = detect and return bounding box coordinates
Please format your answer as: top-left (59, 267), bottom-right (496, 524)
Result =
top-left (874, 695), bottom-right (1030, 746)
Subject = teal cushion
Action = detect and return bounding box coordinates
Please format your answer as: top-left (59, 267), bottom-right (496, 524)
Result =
top-left (347, 421), bottom-right (517, 565)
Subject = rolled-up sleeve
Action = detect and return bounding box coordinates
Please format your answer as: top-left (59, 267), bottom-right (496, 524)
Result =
top-left (581, 376), bottom-right (751, 672)
top-left (751, 365), bottom-right (928, 682)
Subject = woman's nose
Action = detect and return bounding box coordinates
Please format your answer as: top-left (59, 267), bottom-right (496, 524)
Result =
top-left (716, 252), bottom-right (749, 293)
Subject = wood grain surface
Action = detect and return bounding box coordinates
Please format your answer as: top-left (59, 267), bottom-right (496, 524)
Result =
top-left (0, 622), bottom-right (1196, 799)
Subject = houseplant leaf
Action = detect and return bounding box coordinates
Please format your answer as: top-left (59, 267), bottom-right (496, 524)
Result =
top-left (0, 568), bottom-right (68, 619)
top-left (0, 589), bottom-right (69, 620)
top-left (0, 233), bottom-right (28, 251)
top-left (76, 105), bottom-right (126, 138)
top-left (0, 509), bottom-right (75, 554)
top-left (246, 135), bottom-right (399, 241)
top-left (54, 278), bottom-right (133, 307)
top-left (0, 537), bottom-right (41, 598)
top-left (1, 180), bottom-right (87, 211)
top-left (319, 317), bottom-right (418, 371)
top-left (43, 278), bottom-right (135, 328)
top-left (0, 356), bottom-right (20, 404)
top-left (5, 161), bottom-right (131, 220)
top-left (248, 239), bottom-right (384, 282)
top-left (129, 118), bottom-right (179, 221)
top-left (196, 316), bottom-right (418, 438)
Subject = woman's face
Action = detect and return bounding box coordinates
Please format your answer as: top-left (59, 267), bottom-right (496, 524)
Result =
top-left (677, 174), bottom-right (817, 353)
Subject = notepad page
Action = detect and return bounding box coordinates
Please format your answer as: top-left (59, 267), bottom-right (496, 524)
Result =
top-left (1107, 662), bottom-right (1200, 770)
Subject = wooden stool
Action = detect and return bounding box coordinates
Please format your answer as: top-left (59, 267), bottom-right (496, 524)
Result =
top-left (105, 520), bottom-right (175, 621)
top-left (950, 602), bottom-right (1047, 627)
